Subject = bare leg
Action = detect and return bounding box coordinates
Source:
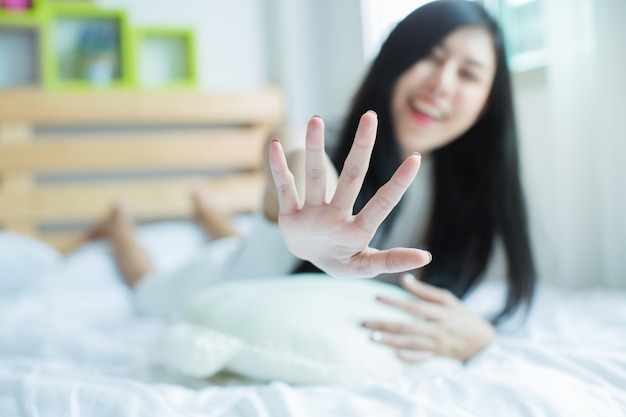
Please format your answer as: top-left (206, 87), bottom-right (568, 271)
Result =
top-left (191, 187), bottom-right (239, 239)
top-left (87, 202), bottom-right (154, 288)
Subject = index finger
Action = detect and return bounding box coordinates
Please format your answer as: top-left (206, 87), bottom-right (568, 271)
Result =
top-left (401, 274), bottom-right (460, 307)
top-left (330, 111), bottom-right (378, 211)
top-left (376, 294), bottom-right (445, 321)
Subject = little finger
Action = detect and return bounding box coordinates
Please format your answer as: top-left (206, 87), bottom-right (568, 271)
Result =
top-left (269, 139), bottom-right (301, 215)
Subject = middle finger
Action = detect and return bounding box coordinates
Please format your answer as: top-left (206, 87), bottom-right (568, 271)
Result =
top-left (376, 295), bottom-right (445, 321)
top-left (304, 115), bottom-right (328, 206)
top-left (330, 111), bottom-right (378, 211)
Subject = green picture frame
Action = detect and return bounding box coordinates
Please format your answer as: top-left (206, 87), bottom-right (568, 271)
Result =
top-left (0, 20), bottom-right (43, 88)
top-left (42, 5), bottom-right (135, 90)
top-left (135, 27), bottom-right (197, 89)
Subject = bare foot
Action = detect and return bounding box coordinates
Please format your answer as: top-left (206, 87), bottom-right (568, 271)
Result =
top-left (63, 201), bottom-right (133, 254)
top-left (191, 186), bottom-right (239, 240)
top-left (84, 201), bottom-right (135, 242)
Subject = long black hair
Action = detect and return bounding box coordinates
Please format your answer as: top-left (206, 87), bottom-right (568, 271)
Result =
top-left (296, 0), bottom-right (535, 323)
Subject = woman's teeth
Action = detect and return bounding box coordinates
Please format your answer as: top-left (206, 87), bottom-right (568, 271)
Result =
top-left (411, 100), bottom-right (445, 120)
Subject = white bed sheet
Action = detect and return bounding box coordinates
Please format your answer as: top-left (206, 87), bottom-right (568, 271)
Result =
top-left (1, 225), bottom-right (625, 417)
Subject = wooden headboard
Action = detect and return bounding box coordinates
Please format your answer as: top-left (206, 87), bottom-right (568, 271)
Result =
top-left (0, 87), bottom-right (285, 252)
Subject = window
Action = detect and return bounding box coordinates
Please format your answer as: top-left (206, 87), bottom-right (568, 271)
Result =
top-left (360, 0), bottom-right (546, 72)
top-left (360, 0), bottom-right (435, 60)
top-left (481, 0), bottom-right (547, 71)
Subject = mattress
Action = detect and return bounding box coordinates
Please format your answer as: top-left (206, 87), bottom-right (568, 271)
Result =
top-left (1, 225), bottom-right (625, 416)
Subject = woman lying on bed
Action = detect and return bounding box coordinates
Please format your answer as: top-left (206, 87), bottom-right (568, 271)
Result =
top-left (91, 0), bottom-right (536, 364)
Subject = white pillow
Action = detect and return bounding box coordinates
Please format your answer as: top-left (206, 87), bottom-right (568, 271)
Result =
top-left (158, 274), bottom-right (462, 385)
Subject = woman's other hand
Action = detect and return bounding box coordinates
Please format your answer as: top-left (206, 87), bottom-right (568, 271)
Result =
top-left (268, 111), bottom-right (432, 278)
top-left (363, 274), bottom-right (495, 362)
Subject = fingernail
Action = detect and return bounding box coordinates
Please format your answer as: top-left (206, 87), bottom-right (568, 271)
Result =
top-left (313, 114), bottom-right (322, 119)
top-left (413, 152), bottom-right (421, 158)
top-left (361, 321), bottom-right (370, 328)
top-left (371, 331), bottom-right (384, 342)
top-left (271, 138), bottom-right (279, 143)
top-left (366, 110), bottom-right (377, 118)
top-left (402, 273), bottom-right (416, 284)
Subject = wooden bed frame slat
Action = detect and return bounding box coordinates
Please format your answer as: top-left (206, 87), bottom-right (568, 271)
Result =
top-left (0, 87), bottom-right (285, 252)
top-left (0, 128), bottom-right (267, 173)
top-left (0, 173), bottom-right (264, 223)
top-left (0, 124), bottom-right (33, 143)
top-left (0, 87), bottom-right (284, 125)
top-left (0, 174), bottom-right (34, 193)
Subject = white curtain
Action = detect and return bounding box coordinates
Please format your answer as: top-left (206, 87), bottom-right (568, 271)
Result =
top-left (518, 0), bottom-right (626, 287)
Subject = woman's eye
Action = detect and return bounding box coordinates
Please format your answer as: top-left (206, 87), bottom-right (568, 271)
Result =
top-left (460, 70), bottom-right (478, 81)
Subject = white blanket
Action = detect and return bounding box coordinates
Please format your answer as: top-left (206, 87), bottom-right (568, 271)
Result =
top-left (1, 227), bottom-right (625, 416)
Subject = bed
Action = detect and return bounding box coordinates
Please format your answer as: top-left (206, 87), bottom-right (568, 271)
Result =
top-left (1, 88), bottom-right (626, 416)
top-left (0, 87), bottom-right (284, 252)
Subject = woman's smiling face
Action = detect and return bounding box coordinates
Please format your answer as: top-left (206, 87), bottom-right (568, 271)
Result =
top-left (391, 25), bottom-right (497, 158)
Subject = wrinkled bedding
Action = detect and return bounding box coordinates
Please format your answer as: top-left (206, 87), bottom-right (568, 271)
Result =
top-left (1, 226), bottom-right (625, 416)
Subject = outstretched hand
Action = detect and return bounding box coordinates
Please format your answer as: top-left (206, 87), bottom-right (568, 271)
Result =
top-left (268, 111), bottom-right (432, 278)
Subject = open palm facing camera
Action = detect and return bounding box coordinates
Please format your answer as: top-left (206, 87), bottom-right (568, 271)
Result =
top-left (268, 111), bottom-right (432, 278)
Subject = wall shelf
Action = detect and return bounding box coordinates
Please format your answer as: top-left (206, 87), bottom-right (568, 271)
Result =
top-left (0, 22), bottom-right (42, 88)
top-left (0, 0), bottom-right (197, 91)
top-left (44, 6), bottom-right (134, 90)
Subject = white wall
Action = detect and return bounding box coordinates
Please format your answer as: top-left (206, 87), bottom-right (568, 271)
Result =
top-left (260, 0), bottom-right (366, 124)
top-left (95, 0), bottom-right (366, 126)
top-left (512, 0), bottom-right (626, 287)
top-left (96, 0), bottom-right (270, 92)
